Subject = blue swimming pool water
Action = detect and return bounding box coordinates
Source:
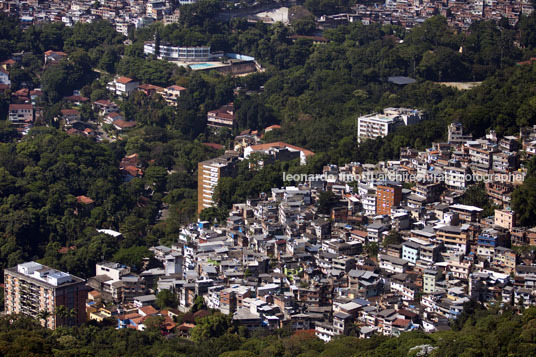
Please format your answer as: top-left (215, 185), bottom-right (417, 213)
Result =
top-left (190, 63), bottom-right (215, 69)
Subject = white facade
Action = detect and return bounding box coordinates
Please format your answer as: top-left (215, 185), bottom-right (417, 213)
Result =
top-left (358, 114), bottom-right (398, 143)
top-left (444, 166), bottom-right (470, 190)
top-left (144, 42), bottom-right (211, 62)
top-left (8, 104), bottom-right (33, 125)
top-left (357, 108), bottom-right (423, 143)
top-left (0, 70), bottom-right (10, 86)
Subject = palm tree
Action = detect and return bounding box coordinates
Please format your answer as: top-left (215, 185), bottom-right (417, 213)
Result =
top-left (54, 305), bottom-right (68, 326)
top-left (67, 308), bottom-right (77, 325)
top-left (37, 310), bottom-right (51, 328)
top-left (54, 305), bottom-right (77, 326)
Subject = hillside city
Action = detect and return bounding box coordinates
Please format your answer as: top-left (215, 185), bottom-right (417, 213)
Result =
top-left (2, 0), bottom-right (536, 356)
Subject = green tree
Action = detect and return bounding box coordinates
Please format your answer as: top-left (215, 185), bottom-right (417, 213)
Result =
top-left (190, 295), bottom-right (207, 313)
top-left (512, 176), bottom-right (536, 227)
top-left (317, 191), bottom-right (338, 214)
top-left (382, 230), bottom-right (403, 248)
top-left (145, 166), bottom-right (168, 193)
top-left (112, 246), bottom-right (153, 272)
top-left (190, 312), bottom-right (234, 343)
top-left (199, 206), bottom-right (229, 223)
top-left (364, 242), bottom-right (379, 257)
top-left (143, 315), bottom-right (165, 333)
top-left (156, 289), bottom-right (178, 310)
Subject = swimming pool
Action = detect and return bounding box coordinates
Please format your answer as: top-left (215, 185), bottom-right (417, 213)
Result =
top-left (190, 63), bottom-right (216, 69)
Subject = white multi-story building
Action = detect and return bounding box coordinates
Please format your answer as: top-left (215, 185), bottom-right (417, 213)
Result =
top-left (357, 108), bottom-right (423, 143)
top-left (448, 122), bottom-right (472, 144)
top-left (144, 41), bottom-right (211, 62)
top-left (197, 154), bottom-right (238, 213)
top-left (357, 114), bottom-right (399, 143)
top-left (444, 166), bottom-right (471, 191)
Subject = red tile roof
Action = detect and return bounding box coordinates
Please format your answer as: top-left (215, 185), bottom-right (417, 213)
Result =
top-left (58, 246), bottom-right (76, 254)
top-left (351, 230), bottom-right (368, 238)
top-left (177, 323), bottom-right (195, 331)
top-left (119, 312), bottom-right (141, 320)
top-left (61, 109), bottom-right (80, 116)
top-left (116, 77), bottom-right (135, 84)
top-left (107, 111), bottom-right (122, 118)
top-left (94, 99), bottom-right (115, 106)
top-left (193, 310), bottom-right (211, 319)
top-left (9, 103), bottom-right (32, 111)
top-left (139, 306), bottom-right (158, 316)
top-left (392, 318), bottom-right (410, 328)
top-left (88, 290), bottom-right (101, 298)
top-left (167, 85), bottom-right (186, 91)
top-left (76, 195), bottom-right (94, 205)
top-left (265, 124), bottom-right (281, 131)
top-left (138, 83), bottom-right (164, 91)
top-left (202, 142), bottom-right (224, 150)
top-left (0, 59), bottom-right (16, 66)
top-left (44, 50), bottom-right (67, 57)
top-left (113, 119), bottom-right (137, 129)
top-left (13, 88), bottom-right (29, 96)
top-left (208, 109), bottom-right (234, 120)
top-left (124, 165), bottom-right (142, 177)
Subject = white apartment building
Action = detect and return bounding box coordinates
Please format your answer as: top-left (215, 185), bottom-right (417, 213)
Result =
top-left (197, 154), bottom-right (238, 213)
top-left (357, 114), bottom-right (399, 143)
top-left (357, 108), bottom-right (423, 143)
top-left (144, 41), bottom-right (211, 62)
top-left (444, 166), bottom-right (471, 190)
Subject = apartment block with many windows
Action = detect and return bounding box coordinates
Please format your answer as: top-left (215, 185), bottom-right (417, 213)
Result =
top-left (376, 183), bottom-right (402, 216)
top-left (4, 262), bottom-right (86, 329)
top-left (197, 154), bottom-right (239, 214)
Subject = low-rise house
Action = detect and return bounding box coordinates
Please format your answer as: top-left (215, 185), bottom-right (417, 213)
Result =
top-left (207, 103), bottom-right (235, 129)
top-left (44, 50), bottom-right (67, 64)
top-left (379, 254), bottom-right (408, 274)
top-left (161, 85), bottom-right (186, 106)
top-left (107, 77), bottom-right (139, 97)
top-left (93, 100), bottom-right (119, 116)
top-left (61, 108), bottom-right (80, 123)
top-left (113, 119), bottom-right (137, 131)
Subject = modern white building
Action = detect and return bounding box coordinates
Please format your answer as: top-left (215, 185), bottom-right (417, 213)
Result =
top-left (144, 41), bottom-right (211, 62)
top-left (357, 108), bottom-right (423, 143)
top-left (197, 154), bottom-right (239, 213)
